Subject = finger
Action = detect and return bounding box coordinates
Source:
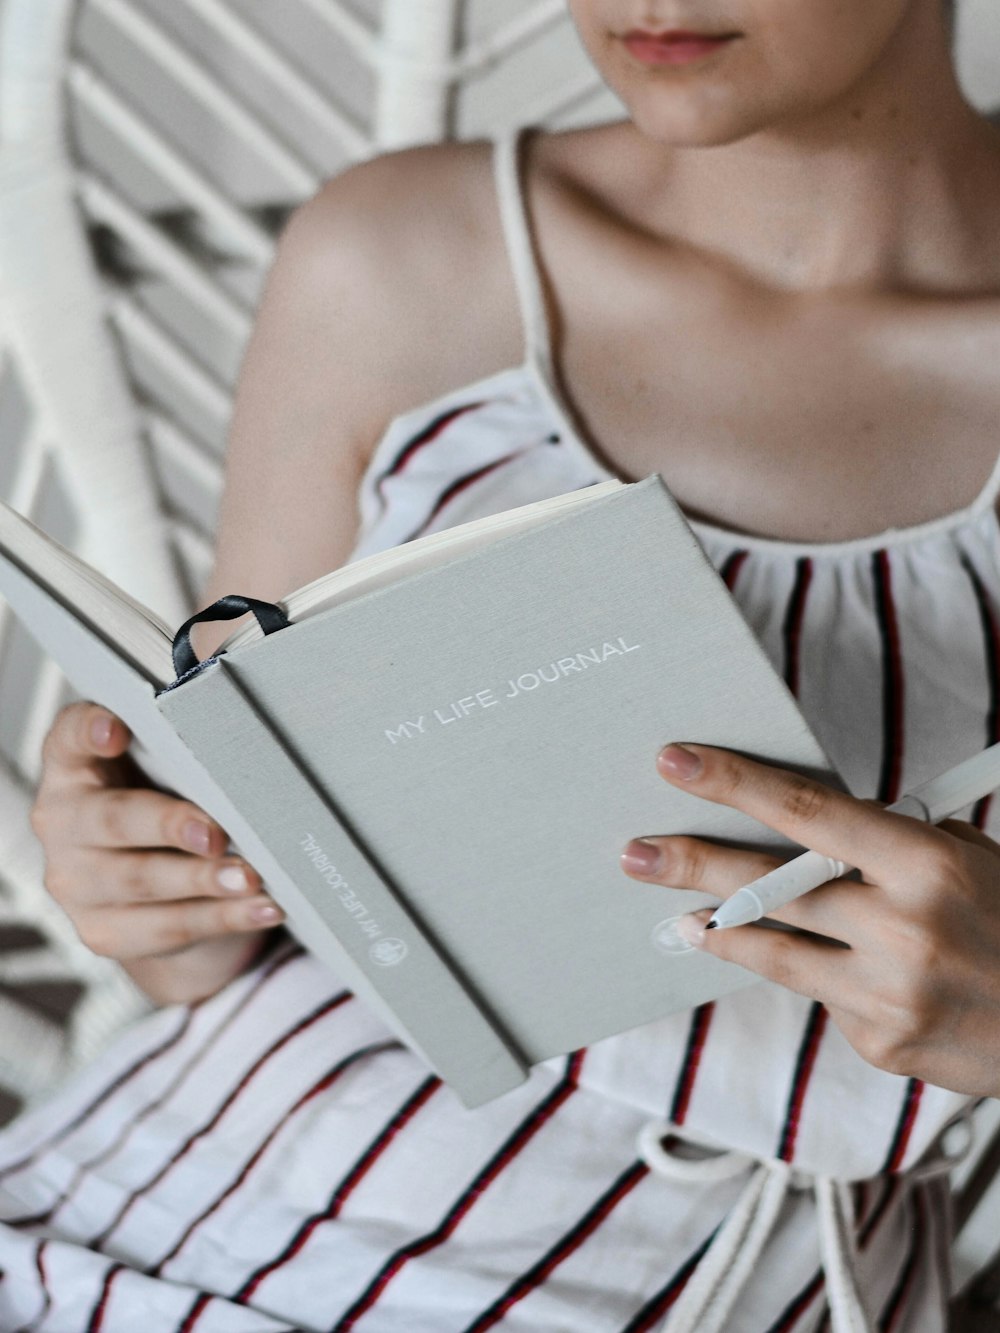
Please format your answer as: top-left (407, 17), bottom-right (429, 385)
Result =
top-left (40, 703), bottom-right (132, 782)
top-left (674, 908), bottom-right (854, 1009)
top-left (74, 896), bottom-right (285, 961)
top-left (620, 834), bottom-right (864, 939)
top-left (655, 742), bottom-right (943, 885)
top-left (65, 848), bottom-right (264, 909)
top-left (74, 787), bottom-right (230, 856)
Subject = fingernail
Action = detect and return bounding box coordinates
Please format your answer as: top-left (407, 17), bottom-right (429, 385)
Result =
top-left (620, 838), bottom-right (661, 874)
top-left (249, 901), bottom-right (283, 925)
top-left (658, 743), bottom-right (702, 780)
top-left (183, 819), bottom-right (212, 854)
top-left (674, 911), bottom-right (712, 947)
top-left (217, 864), bottom-right (250, 894)
top-left (91, 714), bottom-right (113, 748)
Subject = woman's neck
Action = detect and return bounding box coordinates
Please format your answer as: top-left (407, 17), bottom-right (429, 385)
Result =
top-left (621, 5), bottom-right (1000, 295)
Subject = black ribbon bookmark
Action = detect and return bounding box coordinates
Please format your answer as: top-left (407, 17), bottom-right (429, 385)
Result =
top-left (171, 594), bottom-right (291, 680)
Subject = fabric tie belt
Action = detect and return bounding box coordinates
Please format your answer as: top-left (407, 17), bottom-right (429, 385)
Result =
top-left (635, 1108), bottom-right (974, 1333)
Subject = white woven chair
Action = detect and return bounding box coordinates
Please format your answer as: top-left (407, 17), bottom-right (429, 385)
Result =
top-left (0, 0), bottom-right (997, 1322)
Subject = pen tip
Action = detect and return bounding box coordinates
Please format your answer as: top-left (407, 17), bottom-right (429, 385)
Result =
top-left (705, 920), bottom-right (718, 931)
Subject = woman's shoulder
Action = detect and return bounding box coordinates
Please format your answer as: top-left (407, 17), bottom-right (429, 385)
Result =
top-left (282, 138), bottom-right (526, 414)
top-left (275, 124), bottom-right (641, 416)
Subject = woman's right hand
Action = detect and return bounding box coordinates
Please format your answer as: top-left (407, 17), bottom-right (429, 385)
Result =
top-left (29, 700), bottom-right (287, 1007)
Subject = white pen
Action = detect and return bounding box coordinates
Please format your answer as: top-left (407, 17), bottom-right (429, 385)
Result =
top-left (707, 740), bottom-right (1000, 931)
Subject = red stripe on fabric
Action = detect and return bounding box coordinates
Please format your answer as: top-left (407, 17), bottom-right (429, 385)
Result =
top-left (669, 1002), bottom-right (715, 1126)
top-left (328, 1050), bottom-right (587, 1331)
top-left (720, 549), bottom-right (749, 590)
top-left (620, 1224), bottom-right (719, 1332)
top-left (375, 402), bottom-right (487, 503)
top-left (769, 1174), bottom-right (902, 1333)
top-left (89, 989), bottom-right (353, 1251)
top-left (86, 1261), bottom-right (124, 1333)
top-left (227, 1072), bottom-right (443, 1307)
top-left (881, 1078), bottom-right (924, 1175)
top-left (4, 943), bottom-right (301, 1194)
top-left (878, 1184), bottom-right (925, 1331)
top-left (7, 945), bottom-right (307, 1232)
top-left (178, 1293), bottom-right (212, 1332)
top-left (873, 550), bottom-right (905, 804)
top-left (401, 450), bottom-right (526, 543)
top-left (0, 1013), bottom-right (196, 1191)
top-left (870, 548), bottom-right (925, 1176)
top-left (782, 557), bottom-right (813, 696)
top-left (767, 1269), bottom-right (826, 1333)
top-left (860, 1175), bottom-right (902, 1248)
top-left (464, 1161), bottom-right (649, 1332)
top-left (323, 1075), bottom-right (441, 1220)
top-left (776, 1002), bottom-right (829, 1162)
top-left (28, 1239), bottom-right (51, 1331)
top-left (775, 560), bottom-right (830, 1164)
top-left (152, 1040), bottom-right (403, 1280)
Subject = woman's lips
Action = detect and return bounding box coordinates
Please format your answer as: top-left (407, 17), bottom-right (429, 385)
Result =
top-left (621, 30), bottom-right (740, 65)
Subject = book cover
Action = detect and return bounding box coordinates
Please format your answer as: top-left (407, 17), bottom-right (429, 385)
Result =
top-left (0, 474), bottom-right (846, 1106)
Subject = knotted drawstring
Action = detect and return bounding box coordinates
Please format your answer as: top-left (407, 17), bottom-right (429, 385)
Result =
top-left (636, 1107), bottom-right (974, 1333)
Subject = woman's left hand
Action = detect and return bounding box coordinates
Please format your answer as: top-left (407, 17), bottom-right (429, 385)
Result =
top-left (620, 742), bottom-right (1000, 1098)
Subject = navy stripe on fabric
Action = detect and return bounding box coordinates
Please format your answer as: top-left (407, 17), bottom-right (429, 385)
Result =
top-left (870, 548), bottom-right (927, 1175)
top-left (776, 1001), bottom-right (828, 1163)
top-left (860, 1175), bottom-right (902, 1247)
top-left (881, 1078), bottom-right (924, 1175)
top-left (771, 1173), bottom-right (903, 1333)
top-left (327, 1051), bottom-right (587, 1331)
top-left (719, 548), bottom-right (749, 590)
top-left (16, 1239), bottom-right (51, 1333)
top-left (152, 1040), bottom-right (403, 1280)
top-left (877, 1183), bottom-right (925, 1331)
top-left (774, 556), bottom-right (827, 1166)
top-left (85, 1261), bottom-right (125, 1333)
top-left (872, 549), bottom-right (904, 805)
top-left (619, 1226), bottom-right (718, 1333)
top-left (6, 944), bottom-right (307, 1231)
top-left (88, 990), bottom-right (353, 1251)
top-left (461, 1159), bottom-right (649, 1332)
top-left (225, 1071), bottom-right (444, 1311)
top-left (656, 552), bottom-right (742, 1160)
top-left (175, 1292), bottom-right (216, 1333)
top-left (782, 556), bottom-right (813, 696)
top-left (400, 448), bottom-right (530, 544)
top-left (374, 402), bottom-right (487, 503)
top-left (0, 1013), bottom-right (195, 1193)
top-left (322, 1074), bottom-right (442, 1221)
top-left (669, 1002), bottom-right (715, 1126)
top-left (174, 1077), bottom-right (448, 1327)
top-left (767, 1268), bottom-right (825, 1333)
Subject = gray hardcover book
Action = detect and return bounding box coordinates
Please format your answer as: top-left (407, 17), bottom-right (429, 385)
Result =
top-left (0, 475), bottom-right (845, 1106)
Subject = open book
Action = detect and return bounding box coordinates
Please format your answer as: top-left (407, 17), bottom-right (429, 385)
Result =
top-left (0, 475), bottom-right (845, 1107)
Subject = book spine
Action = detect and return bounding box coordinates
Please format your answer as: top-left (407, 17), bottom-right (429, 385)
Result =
top-left (156, 656), bottom-right (528, 1109)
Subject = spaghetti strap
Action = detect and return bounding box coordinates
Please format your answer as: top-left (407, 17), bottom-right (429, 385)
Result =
top-left (492, 126), bottom-right (556, 378)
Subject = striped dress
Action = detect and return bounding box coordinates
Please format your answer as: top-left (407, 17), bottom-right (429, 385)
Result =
top-left (0, 126), bottom-right (994, 1332)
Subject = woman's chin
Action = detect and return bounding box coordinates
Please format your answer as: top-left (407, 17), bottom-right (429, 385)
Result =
top-left (623, 97), bottom-right (765, 151)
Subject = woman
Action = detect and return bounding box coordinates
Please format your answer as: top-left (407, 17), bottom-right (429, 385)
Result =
top-left (3, 0), bottom-right (1000, 1327)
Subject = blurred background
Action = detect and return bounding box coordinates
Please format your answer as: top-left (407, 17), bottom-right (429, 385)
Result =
top-left (0, 0), bottom-right (998, 1319)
